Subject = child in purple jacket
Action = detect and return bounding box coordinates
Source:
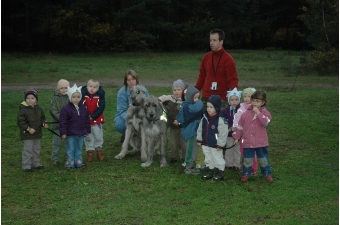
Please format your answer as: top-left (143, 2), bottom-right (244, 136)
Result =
top-left (59, 84), bottom-right (91, 169)
top-left (233, 90), bottom-right (273, 183)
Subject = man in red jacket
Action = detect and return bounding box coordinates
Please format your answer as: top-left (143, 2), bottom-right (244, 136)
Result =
top-left (195, 29), bottom-right (238, 110)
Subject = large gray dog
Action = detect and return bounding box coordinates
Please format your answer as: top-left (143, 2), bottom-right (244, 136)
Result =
top-left (140, 95), bottom-right (168, 167)
top-left (114, 85), bottom-right (147, 160)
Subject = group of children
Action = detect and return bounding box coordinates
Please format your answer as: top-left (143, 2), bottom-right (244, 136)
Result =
top-left (17, 78), bottom-right (272, 183)
top-left (18, 79), bottom-right (105, 171)
top-left (160, 80), bottom-right (273, 183)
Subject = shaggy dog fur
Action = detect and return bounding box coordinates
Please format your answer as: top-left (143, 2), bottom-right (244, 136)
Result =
top-left (140, 95), bottom-right (168, 167)
top-left (114, 85), bottom-right (147, 160)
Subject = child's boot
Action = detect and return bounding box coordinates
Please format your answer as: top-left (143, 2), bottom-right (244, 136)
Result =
top-left (201, 168), bottom-right (214, 180)
top-left (213, 169), bottom-right (224, 181)
top-left (96, 149), bottom-right (104, 161)
top-left (87, 150), bottom-right (94, 162)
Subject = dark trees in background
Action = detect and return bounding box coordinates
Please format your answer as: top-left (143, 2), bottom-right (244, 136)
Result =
top-left (1, 0), bottom-right (338, 55)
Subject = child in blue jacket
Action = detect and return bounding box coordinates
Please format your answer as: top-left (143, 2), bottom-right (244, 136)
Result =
top-left (175, 85), bottom-right (203, 174)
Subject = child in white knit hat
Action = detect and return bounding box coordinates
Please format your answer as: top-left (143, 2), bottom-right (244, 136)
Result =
top-left (221, 87), bottom-right (242, 170)
top-left (49, 79), bottom-right (70, 165)
top-left (59, 84), bottom-right (91, 169)
top-left (233, 87), bottom-right (258, 176)
top-left (158, 79), bottom-right (186, 164)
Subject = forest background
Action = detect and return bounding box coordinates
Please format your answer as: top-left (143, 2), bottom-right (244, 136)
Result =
top-left (1, 0), bottom-right (339, 74)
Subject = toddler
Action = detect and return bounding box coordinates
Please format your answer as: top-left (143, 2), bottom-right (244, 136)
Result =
top-left (197, 95), bottom-right (228, 181)
top-left (81, 79), bottom-right (105, 162)
top-left (158, 79), bottom-right (186, 163)
top-left (233, 87), bottom-right (258, 175)
top-left (221, 87), bottom-right (242, 170)
top-left (233, 90), bottom-right (273, 183)
top-left (17, 88), bottom-right (48, 172)
top-left (59, 84), bottom-right (91, 169)
top-left (175, 85), bottom-right (203, 174)
top-left (49, 79), bottom-right (70, 164)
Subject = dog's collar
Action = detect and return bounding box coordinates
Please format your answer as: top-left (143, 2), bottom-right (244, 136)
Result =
top-left (131, 103), bottom-right (141, 106)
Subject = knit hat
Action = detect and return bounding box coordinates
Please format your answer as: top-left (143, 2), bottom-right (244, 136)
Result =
top-left (67, 84), bottom-right (82, 101)
top-left (57, 79), bottom-right (70, 89)
top-left (207, 95), bottom-right (222, 112)
top-left (172, 79), bottom-right (185, 90)
top-left (242, 87), bottom-right (256, 96)
top-left (24, 88), bottom-right (38, 101)
top-left (227, 87), bottom-right (242, 104)
top-left (185, 85), bottom-right (199, 103)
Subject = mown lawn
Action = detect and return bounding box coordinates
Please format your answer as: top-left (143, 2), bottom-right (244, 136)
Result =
top-left (1, 52), bottom-right (338, 225)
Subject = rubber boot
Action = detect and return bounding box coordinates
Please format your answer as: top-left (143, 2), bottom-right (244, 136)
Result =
top-left (87, 150), bottom-right (94, 162)
top-left (201, 168), bottom-right (214, 180)
top-left (213, 169), bottom-right (224, 181)
top-left (96, 149), bottom-right (104, 161)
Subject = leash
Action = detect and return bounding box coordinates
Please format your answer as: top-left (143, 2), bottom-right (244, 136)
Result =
top-left (45, 121), bottom-right (62, 137)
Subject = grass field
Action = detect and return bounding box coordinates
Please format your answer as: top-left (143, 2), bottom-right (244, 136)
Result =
top-left (1, 51), bottom-right (339, 224)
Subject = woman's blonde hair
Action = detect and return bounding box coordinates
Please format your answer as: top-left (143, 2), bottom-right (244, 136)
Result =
top-left (124, 69), bottom-right (139, 89)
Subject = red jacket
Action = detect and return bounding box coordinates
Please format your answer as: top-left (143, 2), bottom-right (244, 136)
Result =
top-left (196, 47), bottom-right (238, 100)
top-left (81, 86), bottom-right (105, 125)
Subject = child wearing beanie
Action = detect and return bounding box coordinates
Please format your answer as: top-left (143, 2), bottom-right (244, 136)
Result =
top-left (49, 79), bottom-right (70, 164)
top-left (158, 79), bottom-right (186, 164)
top-left (59, 84), bottom-right (91, 169)
top-left (176, 85), bottom-right (203, 174)
top-left (233, 87), bottom-right (258, 176)
top-left (197, 95), bottom-right (228, 181)
top-left (221, 87), bottom-right (242, 170)
top-left (17, 88), bottom-right (48, 172)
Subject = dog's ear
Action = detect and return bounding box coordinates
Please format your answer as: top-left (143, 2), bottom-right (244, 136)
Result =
top-left (156, 97), bottom-right (164, 118)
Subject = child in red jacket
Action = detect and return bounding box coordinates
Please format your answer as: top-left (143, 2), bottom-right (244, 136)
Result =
top-left (233, 90), bottom-right (273, 183)
top-left (81, 79), bottom-right (105, 162)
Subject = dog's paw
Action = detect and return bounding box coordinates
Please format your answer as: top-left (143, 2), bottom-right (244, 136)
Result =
top-left (160, 162), bottom-right (168, 168)
top-left (160, 159), bottom-right (168, 168)
top-left (141, 153), bottom-right (147, 162)
top-left (141, 161), bottom-right (152, 167)
top-left (114, 154), bottom-right (125, 160)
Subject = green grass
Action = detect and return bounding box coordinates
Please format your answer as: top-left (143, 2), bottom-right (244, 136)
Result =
top-left (1, 52), bottom-right (339, 224)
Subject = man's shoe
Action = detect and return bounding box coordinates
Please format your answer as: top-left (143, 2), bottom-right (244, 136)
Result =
top-left (213, 169), bottom-right (224, 181)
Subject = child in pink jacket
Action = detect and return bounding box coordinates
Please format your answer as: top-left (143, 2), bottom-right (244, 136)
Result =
top-left (233, 90), bottom-right (273, 183)
top-left (233, 87), bottom-right (258, 175)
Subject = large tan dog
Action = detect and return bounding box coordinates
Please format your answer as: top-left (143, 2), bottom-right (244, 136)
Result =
top-left (140, 95), bottom-right (168, 167)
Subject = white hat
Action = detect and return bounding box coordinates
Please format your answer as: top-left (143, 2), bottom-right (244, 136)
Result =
top-left (67, 84), bottom-right (82, 101)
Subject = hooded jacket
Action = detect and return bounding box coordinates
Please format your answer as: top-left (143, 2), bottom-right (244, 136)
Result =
top-left (17, 102), bottom-right (46, 140)
top-left (81, 85), bottom-right (105, 125)
top-left (59, 102), bottom-right (91, 136)
top-left (233, 105), bottom-right (272, 148)
top-left (49, 89), bottom-right (69, 130)
top-left (196, 111), bottom-right (228, 148)
top-left (175, 86), bottom-right (203, 141)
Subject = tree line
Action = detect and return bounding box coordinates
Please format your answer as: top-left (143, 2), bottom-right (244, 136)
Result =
top-left (1, 0), bottom-right (337, 52)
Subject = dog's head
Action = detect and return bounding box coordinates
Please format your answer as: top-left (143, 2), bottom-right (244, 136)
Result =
top-left (130, 85), bottom-right (147, 106)
top-left (143, 95), bottom-right (163, 121)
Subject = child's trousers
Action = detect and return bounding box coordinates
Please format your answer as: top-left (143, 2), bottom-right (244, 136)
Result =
top-left (22, 139), bottom-right (41, 169)
top-left (185, 136), bottom-right (198, 168)
top-left (51, 129), bottom-right (67, 161)
top-left (202, 145), bottom-right (225, 171)
top-left (169, 127), bottom-right (186, 159)
top-left (85, 124), bottom-right (103, 151)
top-left (225, 137), bottom-right (241, 168)
top-left (65, 136), bottom-right (84, 168)
top-left (240, 142), bottom-right (258, 172)
top-left (242, 147), bottom-right (272, 177)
